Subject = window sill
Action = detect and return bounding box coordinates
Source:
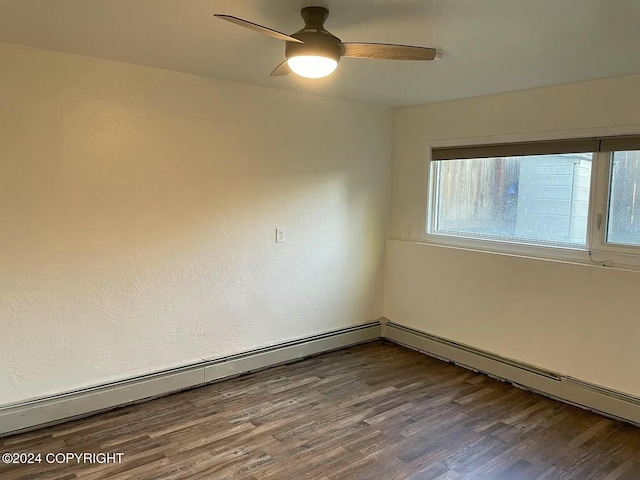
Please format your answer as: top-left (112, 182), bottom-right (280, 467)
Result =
top-left (420, 232), bottom-right (640, 272)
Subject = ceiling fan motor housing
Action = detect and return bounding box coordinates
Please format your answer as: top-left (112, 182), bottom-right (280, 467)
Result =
top-left (285, 7), bottom-right (342, 64)
top-left (285, 31), bottom-right (342, 63)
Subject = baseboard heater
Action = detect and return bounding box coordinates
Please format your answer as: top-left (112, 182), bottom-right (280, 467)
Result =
top-left (3, 319), bottom-right (638, 437)
top-left (384, 321), bottom-right (640, 426)
top-left (0, 321), bottom-right (382, 437)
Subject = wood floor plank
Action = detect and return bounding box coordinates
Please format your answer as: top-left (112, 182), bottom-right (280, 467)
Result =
top-left (1, 341), bottom-right (639, 479)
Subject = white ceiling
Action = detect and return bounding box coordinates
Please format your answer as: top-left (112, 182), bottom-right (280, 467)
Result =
top-left (1, 0), bottom-right (639, 107)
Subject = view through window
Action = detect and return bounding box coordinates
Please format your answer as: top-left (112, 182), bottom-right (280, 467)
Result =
top-left (433, 154), bottom-right (592, 245)
top-left (607, 150), bottom-right (640, 246)
top-left (427, 136), bottom-right (640, 263)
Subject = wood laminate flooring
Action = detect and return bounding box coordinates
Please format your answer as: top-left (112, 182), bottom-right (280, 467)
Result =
top-left (1, 341), bottom-right (639, 479)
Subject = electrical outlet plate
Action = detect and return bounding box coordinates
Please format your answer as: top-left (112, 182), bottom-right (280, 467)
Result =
top-left (406, 224), bottom-right (413, 239)
top-left (276, 228), bottom-right (285, 243)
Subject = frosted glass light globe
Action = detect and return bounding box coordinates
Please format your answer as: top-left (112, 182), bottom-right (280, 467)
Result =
top-left (287, 55), bottom-right (338, 79)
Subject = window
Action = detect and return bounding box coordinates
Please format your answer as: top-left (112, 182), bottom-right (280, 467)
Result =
top-left (606, 150), bottom-right (640, 247)
top-left (432, 154), bottom-right (592, 246)
top-left (426, 136), bottom-right (640, 266)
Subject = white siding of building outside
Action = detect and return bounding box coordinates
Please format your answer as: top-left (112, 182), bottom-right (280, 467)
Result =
top-left (515, 154), bottom-right (591, 244)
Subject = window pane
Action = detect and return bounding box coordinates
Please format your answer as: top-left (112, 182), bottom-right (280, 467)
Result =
top-left (433, 154), bottom-right (592, 245)
top-left (606, 150), bottom-right (640, 246)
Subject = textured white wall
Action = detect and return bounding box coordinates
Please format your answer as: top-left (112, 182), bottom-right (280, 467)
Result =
top-left (0, 43), bottom-right (393, 405)
top-left (387, 74), bottom-right (640, 397)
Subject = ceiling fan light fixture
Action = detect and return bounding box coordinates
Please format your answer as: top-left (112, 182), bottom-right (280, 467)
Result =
top-left (215, 6), bottom-right (440, 80)
top-left (287, 55), bottom-right (338, 79)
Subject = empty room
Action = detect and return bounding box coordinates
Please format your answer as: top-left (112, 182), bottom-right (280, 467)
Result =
top-left (2, 0), bottom-right (640, 479)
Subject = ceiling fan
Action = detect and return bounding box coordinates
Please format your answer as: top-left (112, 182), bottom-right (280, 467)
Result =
top-left (214, 6), bottom-right (440, 79)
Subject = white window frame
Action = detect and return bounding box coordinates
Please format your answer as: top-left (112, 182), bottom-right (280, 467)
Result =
top-left (423, 127), bottom-right (640, 269)
top-left (590, 151), bottom-right (640, 263)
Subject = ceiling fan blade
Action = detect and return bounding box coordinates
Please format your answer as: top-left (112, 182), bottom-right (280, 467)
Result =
top-left (341, 42), bottom-right (438, 61)
top-left (270, 60), bottom-right (291, 77)
top-left (214, 14), bottom-right (304, 43)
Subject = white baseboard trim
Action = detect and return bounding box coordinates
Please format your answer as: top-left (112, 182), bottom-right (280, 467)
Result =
top-left (6, 319), bottom-right (637, 437)
top-left (0, 321), bottom-right (382, 437)
top-left (385, 321), bottom-right (640, 426)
